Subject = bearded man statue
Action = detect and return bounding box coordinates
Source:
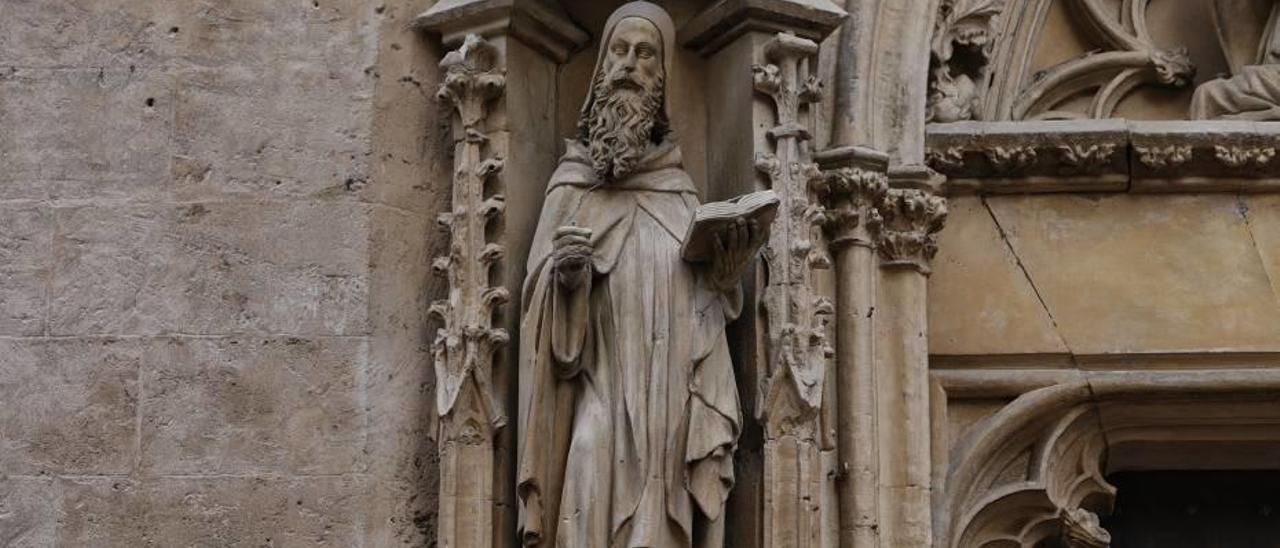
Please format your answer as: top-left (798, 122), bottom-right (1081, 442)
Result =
top-left (516, 3), bottom-right (764, 547)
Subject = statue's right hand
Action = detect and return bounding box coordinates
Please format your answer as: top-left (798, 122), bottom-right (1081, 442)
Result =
top-left (552, 226), bottom-right (594, 290)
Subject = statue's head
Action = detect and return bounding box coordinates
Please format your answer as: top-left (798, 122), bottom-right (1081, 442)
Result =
top-left (579, 2), bottom-right (674, 181)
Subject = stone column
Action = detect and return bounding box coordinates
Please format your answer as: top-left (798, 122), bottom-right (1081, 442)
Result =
top-left (418, 4), bottom-right (586, 547)
top-left (814, 147), bottom-right (888, 548)
top-left (681, 3), bottom-right (846, 547)
top-left (872, 180), bottom-right (946, 548)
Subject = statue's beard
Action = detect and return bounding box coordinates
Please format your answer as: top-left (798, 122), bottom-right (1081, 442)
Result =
top-left (583, 70), bottom-right (665, 181)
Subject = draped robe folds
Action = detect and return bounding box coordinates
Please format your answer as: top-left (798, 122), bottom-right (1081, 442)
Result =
top-left (517, 139), bottom-right (742, 548)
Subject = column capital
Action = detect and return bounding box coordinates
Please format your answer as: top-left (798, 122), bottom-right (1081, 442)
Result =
top-left (816, 146), bottom-right (890, 249)
top-left (680, 0), bottom-right (846, 56)
top-left (416, 0), bottom-right (589, 63)
top-left (874, 188), bottom-right (948, 274)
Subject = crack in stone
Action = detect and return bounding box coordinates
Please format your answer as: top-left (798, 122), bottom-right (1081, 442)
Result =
top-left (1236, 193), bottom-right (1280, 314)
top-left (981, 197), bottom-right (1075, 356)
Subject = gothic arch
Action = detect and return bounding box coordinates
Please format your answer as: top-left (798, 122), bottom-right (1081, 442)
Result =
top-left (938, 371), bottom-right (1280, 548)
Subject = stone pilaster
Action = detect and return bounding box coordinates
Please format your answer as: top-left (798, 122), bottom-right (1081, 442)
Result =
top-left (419, 4), bottom-right (586, 547)
top-left (681, 3), bottom-right (846, 547)
top-left (872, 181), bottom-right (946, 547)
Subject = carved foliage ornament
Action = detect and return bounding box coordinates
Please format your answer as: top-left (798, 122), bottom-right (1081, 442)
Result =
top-left (873, 189), bottom-right (948, 273)
top-left (431, 33), bottom-right (509, 442)
top-left (818, 166), bottom-right (888, 248)
top-left (753, 32), bottom-right (834, 433)
top-left (928, 0), bottom-right (1006, 122)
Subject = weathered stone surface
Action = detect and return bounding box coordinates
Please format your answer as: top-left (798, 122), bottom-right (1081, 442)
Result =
top-left (51, 476), bottom-right (367, 546)
top-left (1243, 194), bottom-right (1280, 303)
top-left (929, 196), bottom-right (1069, 355)
top-left (49, 202), bottom-right (370, 336)
top-left (0, 205), bottom-right (52, 336)
top-left (0, 339), bottom-right (140, 475)
top-left (0, 68), bottom-right (172, 188)
top-left (0, 476), bottom-right (57, 547)
top-left (987, 193), bottom-right (1280, 354)
top-left (141, 337), bottom-right (365, 475)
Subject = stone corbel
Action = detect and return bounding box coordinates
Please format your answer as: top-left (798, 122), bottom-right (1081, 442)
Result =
top-left (420, 4), bottom-right (587, 547)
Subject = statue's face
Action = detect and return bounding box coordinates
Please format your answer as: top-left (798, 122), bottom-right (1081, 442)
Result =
top-left (601, 17), bottom-right (664, 96)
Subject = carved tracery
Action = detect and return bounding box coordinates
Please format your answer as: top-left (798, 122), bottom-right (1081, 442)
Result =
top-left (945, 398), bottom-right (1116, 548)
top-left (947, 0), bottom-right (1200, 121)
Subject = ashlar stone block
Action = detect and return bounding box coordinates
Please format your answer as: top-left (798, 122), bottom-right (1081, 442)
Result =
top-left (0, 339), bottom-right (141, 475)
top-left (988, 193), bottom-right (1280, 354)
top-left (140, 336), bottom-right (365, 475)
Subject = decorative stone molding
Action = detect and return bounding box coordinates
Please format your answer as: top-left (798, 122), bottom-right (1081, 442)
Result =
top-left (873, 189), bottom-right (948, 273)
top-left (1058, 143), bottom-right (1118, 174)
top-left (946, 401), bottom-right (1116, 548)
top-left (984, 146), bottom-right (1037, 175)
top-left (680, 0), bottom-right (846, 56)
top-left (1213, 145), bottom-right (1276, 169)
top-left (927, 0), bottom-right (1006, 123)
top-left (416, 0), bottom-right (589, 63)
top-left (1134, 144), bottom-right (1192, 170)
top-left (927, 120), bottom-right (1280, 193)
top-left (429, 33), bottom-right (508, 548)
top-left (937, 368), bottom-right (1280, 548)
top-left (753, 30), bottom-right (835, 548)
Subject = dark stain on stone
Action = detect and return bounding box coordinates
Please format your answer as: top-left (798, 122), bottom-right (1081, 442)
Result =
top-left (180, 204), bottom-right (209, 220)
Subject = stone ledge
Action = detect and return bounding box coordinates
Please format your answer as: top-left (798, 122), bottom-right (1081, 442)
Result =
top-left (679, 0), bottom-right (846, 56)
top-left (927, 121), bottom-right (1280, 195)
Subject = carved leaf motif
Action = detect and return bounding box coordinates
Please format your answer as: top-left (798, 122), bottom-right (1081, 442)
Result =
top-left (985, 146), bottom-right (1037, 173)
top-left (1062, 507), bottom-right (1112, 548)
top-left (1135, 145), bottom-right (1192, 170)
top-left (1214, 145), bottom-right (1276, 169)
top-left (1058, 143), bottom-right (1117, 173)
top-left (926, 147), bottom-right (966, 171)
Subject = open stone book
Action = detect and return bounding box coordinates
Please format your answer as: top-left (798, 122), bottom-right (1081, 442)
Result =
top-left (680, 189), bottom-right (779, 262)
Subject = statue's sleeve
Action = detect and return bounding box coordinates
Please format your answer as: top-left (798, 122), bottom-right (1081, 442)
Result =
top-left (549, 270), bottom-right (591, 377)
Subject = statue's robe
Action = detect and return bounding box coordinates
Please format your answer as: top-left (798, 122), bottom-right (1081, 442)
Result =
top-left (517, 139), bottom-right (741, 547)
top-left (1192, 0), bottom-right (1280, 120)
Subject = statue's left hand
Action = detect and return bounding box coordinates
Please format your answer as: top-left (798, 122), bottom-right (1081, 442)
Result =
top-left (708, 218), bottom-right (767, 292)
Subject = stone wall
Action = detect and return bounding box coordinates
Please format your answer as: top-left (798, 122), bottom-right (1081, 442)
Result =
top-left (0, 0), bottom-right (446, 544)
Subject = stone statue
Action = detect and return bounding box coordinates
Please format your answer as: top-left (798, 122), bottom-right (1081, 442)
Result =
top-left (1191, 0), bottom-right (1280, 119)
top-left (516, 3), bottom-right (765, 547)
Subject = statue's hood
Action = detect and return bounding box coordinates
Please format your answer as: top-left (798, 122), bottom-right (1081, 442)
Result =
top-left (579, 1), bottom-right (677, 125)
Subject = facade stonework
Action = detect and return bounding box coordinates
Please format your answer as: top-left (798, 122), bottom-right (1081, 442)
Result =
top-left (3, 0), bottom-right (1280, 546)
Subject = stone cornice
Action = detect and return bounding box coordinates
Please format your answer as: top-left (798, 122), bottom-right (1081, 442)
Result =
top-left (416, 0), bottom-right (589, 64)
top-left (680, 0), bottom-right (846, 56)
top-left (928, 120), bottom-right (1280, 194)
